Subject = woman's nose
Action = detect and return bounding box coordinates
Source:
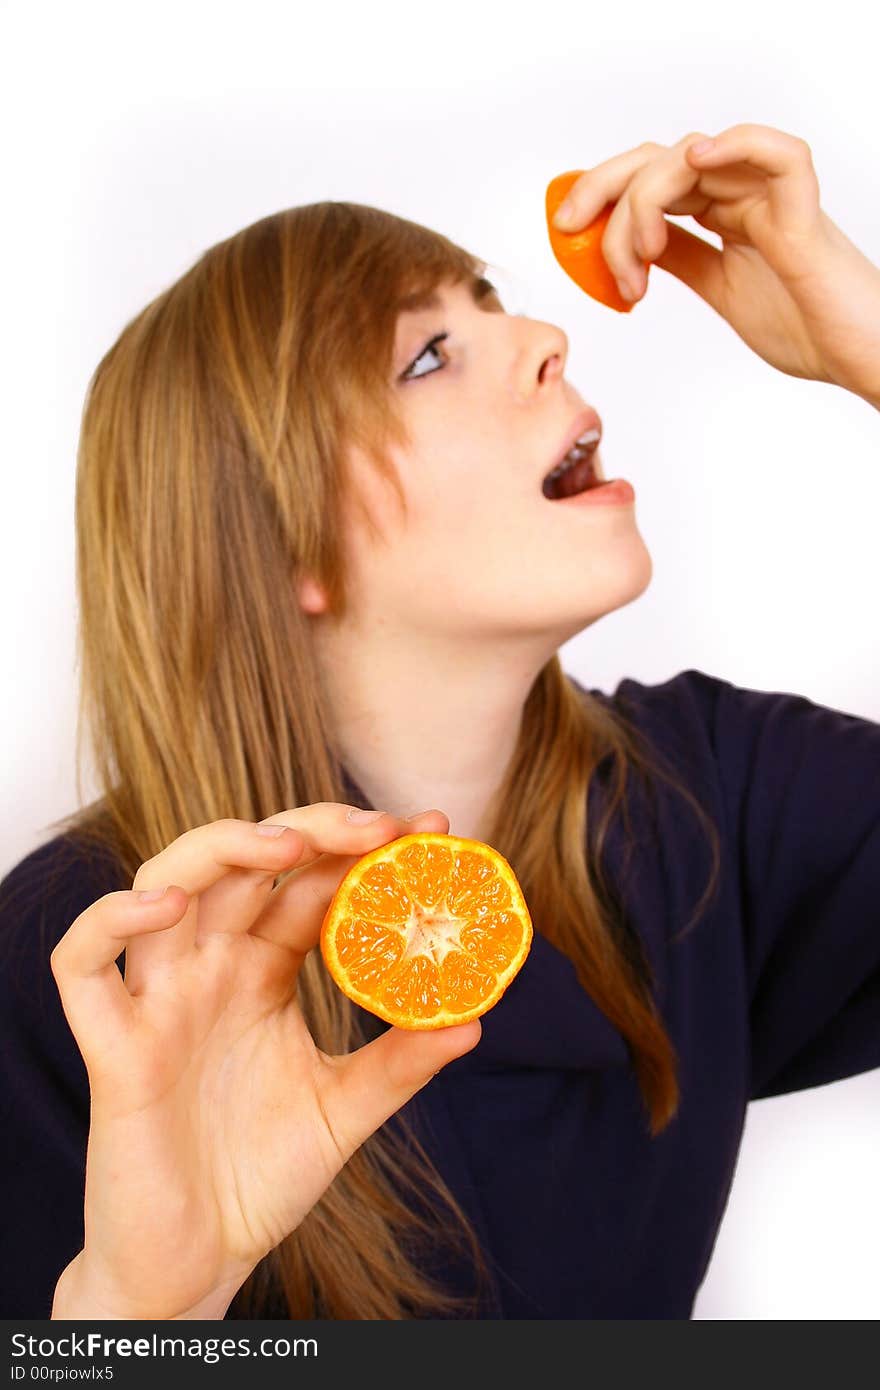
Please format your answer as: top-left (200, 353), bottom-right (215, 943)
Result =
top-left (509, 323), bottom-right (567, 402)
top-left (530, 322), bottom-right (568, 388)
top-left (538, 349), bottom-right (565, 384)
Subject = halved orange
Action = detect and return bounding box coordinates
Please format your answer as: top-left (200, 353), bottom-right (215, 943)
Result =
top-left (320, 832), bottom-right (533, 1030)
top-left (546, 170), bottom-right (650, 314)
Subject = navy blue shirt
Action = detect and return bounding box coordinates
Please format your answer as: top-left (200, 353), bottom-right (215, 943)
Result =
top-left (2, 669), bottom-right (879, 1319)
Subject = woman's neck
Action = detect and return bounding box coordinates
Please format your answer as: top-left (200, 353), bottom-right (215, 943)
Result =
top-left (314, 618), bottom-right (554, 843)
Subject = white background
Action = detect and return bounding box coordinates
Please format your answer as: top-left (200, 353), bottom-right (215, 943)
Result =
top-left (2, 0), bottom-right (878, 1318)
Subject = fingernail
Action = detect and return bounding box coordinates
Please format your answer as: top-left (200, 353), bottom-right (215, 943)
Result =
top-left (689, 139), bottom-right (714, 157)
top-left (256, 823), bottom-right (289, 837)
top-left (346, 807), bottom-right (385, 824)
top-left (405, 809), bottom-right (435, 821)
top-left (617, 276), bottom-right (635, 302)
top-left (138, 886), bottom-right (168, 902)
top-left (554, 199), bottom-right (576, 229)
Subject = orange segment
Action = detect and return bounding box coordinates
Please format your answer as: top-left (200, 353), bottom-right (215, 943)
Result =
top-left (546, 170), bottom-right (650, 314)
top-left (320, 832), bottom-right (533, 1030)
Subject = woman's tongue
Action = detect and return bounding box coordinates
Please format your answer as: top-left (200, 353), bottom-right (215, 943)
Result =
top-left (549, 453), bottom-right (597, 499)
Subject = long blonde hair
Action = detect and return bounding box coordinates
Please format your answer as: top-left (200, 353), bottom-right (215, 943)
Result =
top-left (48, 200), bottom-right (720, 1318)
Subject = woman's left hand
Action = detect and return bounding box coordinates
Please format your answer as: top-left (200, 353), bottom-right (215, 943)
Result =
top-left (554, 123), bottom-right (880, 407)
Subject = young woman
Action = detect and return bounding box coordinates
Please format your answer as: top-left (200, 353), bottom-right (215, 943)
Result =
top-left (2, 123), bottom-right (878, 1322)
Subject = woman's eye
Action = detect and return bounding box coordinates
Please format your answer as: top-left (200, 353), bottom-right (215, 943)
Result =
top-left (402, 333), bottom-right (450, 382)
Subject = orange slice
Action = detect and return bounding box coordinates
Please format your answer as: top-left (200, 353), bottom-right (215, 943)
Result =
top-left (546, 170), bottom-right (650, 314)
top-left (320, 832), bottom-right (533, 1030)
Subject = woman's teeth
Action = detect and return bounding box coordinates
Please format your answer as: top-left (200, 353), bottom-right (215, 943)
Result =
top-left (574, 427), bottom-right (601, 449)
top-left (544, 429), bottom-right (601, 482)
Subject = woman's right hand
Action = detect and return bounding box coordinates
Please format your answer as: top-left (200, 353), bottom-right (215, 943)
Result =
top-left (49, 804), bottom-right (482, 1320)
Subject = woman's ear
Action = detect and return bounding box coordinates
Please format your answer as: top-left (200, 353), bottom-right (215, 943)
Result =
top-left (296, 573), bottom-right (330, 615)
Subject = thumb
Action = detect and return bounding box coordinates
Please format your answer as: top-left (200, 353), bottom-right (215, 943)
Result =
top-left (654, 219), bottom-right (726, 314)
top-left (321, 1019), bottom-right (483, 1158)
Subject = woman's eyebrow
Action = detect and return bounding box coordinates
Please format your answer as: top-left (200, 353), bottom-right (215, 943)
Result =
top-left (474, 276), bottom-right (500, 305)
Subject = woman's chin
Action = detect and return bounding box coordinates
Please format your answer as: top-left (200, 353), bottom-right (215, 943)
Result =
top-left (559, 545), bottom-right (653, 633)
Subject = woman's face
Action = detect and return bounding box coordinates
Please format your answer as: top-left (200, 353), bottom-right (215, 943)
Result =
top-left (311, 273), bottom-right (652, 646)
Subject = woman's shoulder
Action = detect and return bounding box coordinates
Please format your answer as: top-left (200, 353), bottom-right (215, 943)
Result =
top-left (569, 664), bottom-right (734, 725)
top-left (566, 666), bottom-right (737, 791)
top-left (0, 829), bottom-right (128, 985)
top-left (569, 666), bottom-right (880, 1096)
top-left (572, 662), bottom-right (877, 729)
top-left (568, 665), bottom-right (880, 857)
top-left (568, 664), bottom-right (879, 773)
top-left (1, 827), bottom-right (127, 913)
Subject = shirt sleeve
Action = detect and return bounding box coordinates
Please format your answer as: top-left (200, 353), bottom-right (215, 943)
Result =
top-left (679, 669), bottom-right (880, 1100)
top-left (0, 835), bottom-right (127, 1318)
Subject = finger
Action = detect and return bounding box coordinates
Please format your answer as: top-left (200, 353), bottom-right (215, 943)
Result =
top-left (125, 818), bottom-right (309, 987)
top-left (685, 123), bottom-right (821, 245)
top-left (551, 141), bottom-right (669, 231)
top-left (549, 133), bottom-right (713, 299)
top-left (50, 887), bottom-right (190, 1066)
top-left (252, 808), bottom-right (452, 954)
top-left (127, 807), bottom-right (449, 989)
top-left (653, 220), bottom-right (726, 313)
top-left (604, 133), bottom-right (716, 297)
top-left (254, 805), bottom-right (451, 875)
top-left (685, 122), bottom-right (813, 179)
top-left (318, 1017), bottom-right (483, 1164)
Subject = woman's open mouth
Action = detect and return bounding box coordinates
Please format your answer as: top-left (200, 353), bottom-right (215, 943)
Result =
top-left (541, 428), bottom-right (604, 499)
